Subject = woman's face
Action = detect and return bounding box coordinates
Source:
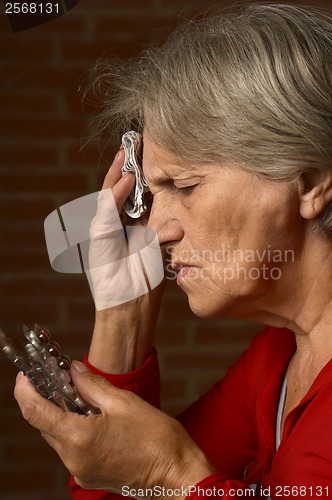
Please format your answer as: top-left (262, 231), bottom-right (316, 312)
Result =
top-left (143, 133), bottom-right (304, 319)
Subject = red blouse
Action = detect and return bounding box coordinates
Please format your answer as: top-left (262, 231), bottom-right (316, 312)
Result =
top-left (70, 326), bottom-right (332, 498)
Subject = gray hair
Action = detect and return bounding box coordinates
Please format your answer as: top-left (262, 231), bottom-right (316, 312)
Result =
top-left (90, 3), bottom-right (332, 235)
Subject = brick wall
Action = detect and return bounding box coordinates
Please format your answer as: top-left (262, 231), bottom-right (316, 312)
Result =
top-left (0, 0), bottom-right (328, 498)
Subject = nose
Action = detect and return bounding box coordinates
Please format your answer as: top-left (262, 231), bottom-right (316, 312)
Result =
top-left (148, 195), bottom-right (184, 246)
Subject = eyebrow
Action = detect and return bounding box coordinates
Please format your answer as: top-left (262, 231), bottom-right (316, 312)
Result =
top-left (146, 176), bottom-right (171, 189)
top-left (146, 167), bottom-right (205, 187)
top-left (143, 165), bottom-right (171, 186)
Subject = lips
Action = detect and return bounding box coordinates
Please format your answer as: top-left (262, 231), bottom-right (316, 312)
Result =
top-left (172, 262), bottom-right (193, 272)
top-left (172, 262), bottom-right (196, 284)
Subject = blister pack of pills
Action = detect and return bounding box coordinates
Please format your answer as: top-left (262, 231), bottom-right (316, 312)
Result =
top-left (0, 324), bottom-right (101, 416)
top-left (121, 131), bottom-right (149, 219)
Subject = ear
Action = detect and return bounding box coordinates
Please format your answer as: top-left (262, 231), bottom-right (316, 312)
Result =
top-left (298, 168), bottom-right (332, 220)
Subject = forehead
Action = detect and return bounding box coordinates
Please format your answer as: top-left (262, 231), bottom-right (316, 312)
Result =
top-left (142, 131), bottom-right (208, 183)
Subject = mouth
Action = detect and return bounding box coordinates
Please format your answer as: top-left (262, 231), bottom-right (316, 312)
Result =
top-left (172, 262), bottom-right (194, 271)
top-left (172, 262), bottom-right (197, 284)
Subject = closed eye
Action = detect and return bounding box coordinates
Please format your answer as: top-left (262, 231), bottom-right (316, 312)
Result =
top-left (173, 184), bottom-right (197, 195)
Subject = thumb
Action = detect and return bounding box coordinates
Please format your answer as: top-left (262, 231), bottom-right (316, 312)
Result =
top-left (70, 361), bottom-right (115, 410)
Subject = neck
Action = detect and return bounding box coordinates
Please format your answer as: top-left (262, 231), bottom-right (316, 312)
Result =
top-left (251, 230), bottom-right (332, 368)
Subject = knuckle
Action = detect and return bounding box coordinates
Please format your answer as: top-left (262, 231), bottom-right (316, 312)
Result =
top-left (69, 429), bottom-right (90, 451)
top-left (66, 439), bottom-right (96, 479)
top-left (68, 446), bottom-right (96, 482)
top-left (20, 399), bottom-right (38, 425)
top-left (68, 419), bottom-right (100, 455)
top-left (107, 386), bottom-right (136, 413)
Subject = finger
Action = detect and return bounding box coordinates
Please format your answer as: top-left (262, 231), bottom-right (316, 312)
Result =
top-left (90, 187), bottom-right (132, 241)
top-left (70, 361), bottom-right (118, 410)
top-left (102, 149), bottom-right (136, 209)
top-left (112, 172), bottom-right (136, 213)
top-left (102, 148), bottom-right (125, 190)
top-left (14, 372), bottom-right (80, 442)
top-left (102, 148), bottom-right (134, 192)
top-left (91, 175), bottom-right (135, 236)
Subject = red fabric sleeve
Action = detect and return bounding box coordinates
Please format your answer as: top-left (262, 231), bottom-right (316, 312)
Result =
top-left (82, 348), bottom-right (160, 408)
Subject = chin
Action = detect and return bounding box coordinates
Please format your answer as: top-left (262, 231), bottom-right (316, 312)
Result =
top-left (185, 280), bottom-right (255, 319)
top-left (186, 294), bottom-right (231, 319)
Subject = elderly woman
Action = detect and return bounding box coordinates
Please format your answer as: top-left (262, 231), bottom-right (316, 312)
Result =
top-left (14, 3), bottom-right (332, 499)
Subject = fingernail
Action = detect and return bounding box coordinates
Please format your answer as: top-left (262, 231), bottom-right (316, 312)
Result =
top-left (71, 360), bottom-right (88, 373)
top-left (122, 171), bottom-right (134, 179)
top-left (16, 371), bottom-right (24, 382)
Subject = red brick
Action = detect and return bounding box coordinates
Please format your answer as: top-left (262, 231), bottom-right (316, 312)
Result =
top-left (163, 402), bottom-right (188, 417)
top-left (80, 0), bottom-right (152, 5)
top-left (0, 65), bottom-right (87, 89)
top-left (0, 90), bottom-right (56, 114)
top-left (164, 277), bottom-right (187, 297)
top-left (161, 297), bottom-right (193, 320)
top-left (165, 0), bottom-right (332, 7)
top-left (0, 38), bottom-right (53, 60)
top-left (2, 277), bottom-right (91, 299)
top-left (50, 330), bottom-right (92, 359)
top-left (164, 351), bottom-right (239, 371)
top-left (0, 384), bottom-right (17, 407)
top-left (0, 8), bottom-right (11, 33)
top-left (1, 172), bottom-right (88, 193)
top-left (0, 145), bottom-right (59, 166)
top-left (0, 412), bottom-right (39, 435)
top-left (194, 376), bottom-right (226, 396)
top-left (193, 321), bottom-right (261, 344)
top-left (160, 377), bottom-right (186, 399)
top-left (61, 39), bottom-right (114, 59)
top-left (65, 87), bottom-right (104, 117)
top-left (34, 16), bottom-right (84, 33)
top-left (65, 88), bottom-right (87, 114)
top-left (0, 251), bottom-right (50, 271)
top-left (2, 117), bottom-right (84, 139)
top-left (0, 303), bottom-right (62, 337)
top-left (163, 0), bottom-right (225, 6)
top-left (1, 226), bottom-right (47, 247)
top-left (156, 325), bottom-right (188, 345)
top-left (61, 39), bottom-right (140, 60)
top-left (0, 466), bottom-right (55, 490)
top-left (1, 225), bottom-right (45, 246)
top-left (4, 441), bottom-right (57, 462)
top-left (0, 200), bottom-right (56, 219)
top-left (66, 143), bottom-right (103, 167)
top-left (67, 301), bottom-right (96, 324)
top-left (253, 0), bottom-right (332, 4)
top-left (95, 16), bottom-right (177, 42)
top-left (0, 360), bottom-right (17, 380)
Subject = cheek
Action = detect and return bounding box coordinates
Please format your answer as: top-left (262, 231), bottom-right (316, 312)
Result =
top-left (214, 184), bottom-right (300, 251)
top-left (244, 192), bottom-right (301, 254)
top-left (183, 188), bottom-right (301, 282)
top-left (182, 194), bottom-right (241, 253)
top-left (180, 172), bottom-right (301, 257)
